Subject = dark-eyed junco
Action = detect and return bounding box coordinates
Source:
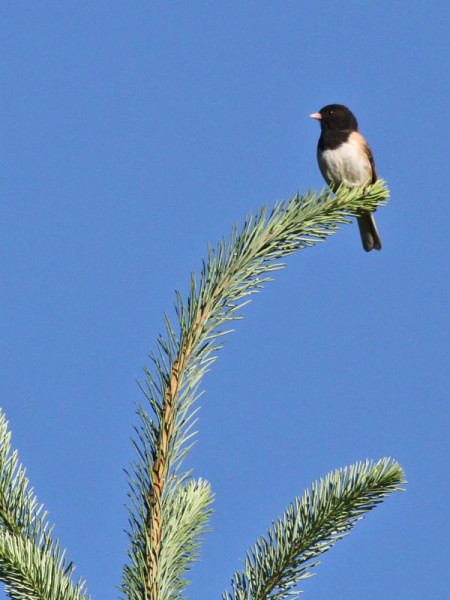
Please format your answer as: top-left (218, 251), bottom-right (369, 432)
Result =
top-left (310, 104), bottom-right (381, 252)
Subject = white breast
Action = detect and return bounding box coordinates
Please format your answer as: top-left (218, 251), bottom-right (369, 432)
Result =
top-left (318, 137), bottom-right (372, 186)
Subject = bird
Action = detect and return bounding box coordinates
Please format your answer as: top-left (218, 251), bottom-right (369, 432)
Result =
top-left (310, 104), bottom-right (382, 252)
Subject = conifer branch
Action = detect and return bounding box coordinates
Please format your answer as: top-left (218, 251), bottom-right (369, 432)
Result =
top-left (122, 182), bottom-right (390, 600)
top-left (0, 411), bottom-right (89, 600)
top-left (222, 458), bottom-right (405, 600)
top-left (0, 182), bottom-right (400, 600)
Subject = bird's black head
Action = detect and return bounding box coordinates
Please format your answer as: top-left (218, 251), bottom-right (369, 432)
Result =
top-left (310, 104), bottom-right (358, 132)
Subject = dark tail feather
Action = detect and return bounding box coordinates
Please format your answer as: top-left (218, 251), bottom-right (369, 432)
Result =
top-left (357, 211), bottom-right (382, 252)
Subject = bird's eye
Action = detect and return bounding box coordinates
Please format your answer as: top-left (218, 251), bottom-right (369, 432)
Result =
top-left (328, 110), bottom-right (334, 115)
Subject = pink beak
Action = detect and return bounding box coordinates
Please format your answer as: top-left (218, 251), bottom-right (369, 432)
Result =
top-left (309, 112), bottom-right (322, 120)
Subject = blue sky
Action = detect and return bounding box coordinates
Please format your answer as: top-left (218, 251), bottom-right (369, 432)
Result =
top-left (2, 2), bottom-right (449, 598)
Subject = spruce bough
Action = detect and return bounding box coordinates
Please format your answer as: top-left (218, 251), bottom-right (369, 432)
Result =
top-left (0, 181), bottom-right (405, 600)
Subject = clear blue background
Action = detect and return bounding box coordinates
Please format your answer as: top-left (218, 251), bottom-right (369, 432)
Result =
top-left (2, 2), bottom-right (449, 599)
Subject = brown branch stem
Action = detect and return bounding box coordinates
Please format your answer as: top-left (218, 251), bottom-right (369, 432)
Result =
top-left (144, 286), bottom-right (221, 600)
